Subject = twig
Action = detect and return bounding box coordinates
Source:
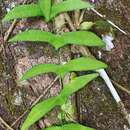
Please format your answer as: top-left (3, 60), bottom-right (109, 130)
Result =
top-left (91, 8), bottom-right (127, 35)
top-left (112, 80), bottom-right (130, 96)
top-left (11, 76), bottom-right (59, 127)
top-left (11, 110), bottom-right (28, 127)
top-left (0, 21), bottom-right (4, 52)
top-left (74, 10), bottom-right (80, 28)
top-left (65, 8), bottom-right (127, 36)
top-left (31, 76), bottom-right (59, 107)
top-left (4, 20), bottom-right (17, 42)
top-left (79, 10), bottom-right (85, 25)
top-left (0, 117), bottom-right (14, 130)
top-left (118, 102), bottom-right (130, 125)
top-left (3, 0), bottom-right (28, 42)
top-left (64, 13), bottom-right (76, 31)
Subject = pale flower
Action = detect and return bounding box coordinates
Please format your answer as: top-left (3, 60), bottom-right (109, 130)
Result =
top-left (102, 33), bottom-right (114, 51)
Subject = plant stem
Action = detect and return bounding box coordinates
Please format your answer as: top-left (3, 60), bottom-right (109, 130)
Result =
top-left (79, 10), bottom-right (85, 25)
top-left (74, 10), bottom-right (80, 28)
top-left (3, 0), bottom-right (27, 42)
top-left (64, 13), bottom-right (76, 31)
top-left (54, 0), bottom-right (78, 122)
top-left (112, 80), bottom-right (130, 96)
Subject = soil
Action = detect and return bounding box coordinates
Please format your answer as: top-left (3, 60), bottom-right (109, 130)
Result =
top-left (0, 0), bottom-right (130, 130)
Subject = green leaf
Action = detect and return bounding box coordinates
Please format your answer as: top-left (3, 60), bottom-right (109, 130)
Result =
top-left (44, 123), bottom-right (94, 130)
top-left (60, 73), bottom-right (98, 98)
top-left (64, 57), bottom-right (107, 72)
top-left (45, 126), bottom-right (60, 130)
top-left (38, 0), bottom-right (51, 21)
top-left (21, 96), bottom-right (62, 130)
top-left (50, 0), bottom-right (93, 19)
top-left (21, 74), bottom-right (97, 130)
top-left (21, 64), bottom-right (60, 81)
top-left (3, 4), bottom-right (42, 22)
top-left (9, 30), bottom-right (105, 49)
top-left (21, 57), bottom-right (107, 81)
top-left (9, 30), bottom-right (55, 43)
top-left (57, 31), bottom-right (105, 49)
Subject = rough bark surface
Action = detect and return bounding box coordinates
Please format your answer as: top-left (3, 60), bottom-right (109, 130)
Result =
top-left (0, 0), bottom-right (130, 130)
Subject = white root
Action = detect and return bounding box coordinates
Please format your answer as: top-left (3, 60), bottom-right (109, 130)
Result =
top-left (96, 69), bottom-right (130, 127)
top-left (96, 69), bottom-right (121, 103)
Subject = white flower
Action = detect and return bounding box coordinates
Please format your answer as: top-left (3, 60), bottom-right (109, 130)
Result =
top-left (13, 91), bottom-right (23, 106)
top-left (98, 51), bottom-right (102, 59)
top-left (90, 0), bottom-right (95, 3)
top-left (102, 34), bottom-right (114, 51)
top-left (6, 8), bottom-right (11, 12)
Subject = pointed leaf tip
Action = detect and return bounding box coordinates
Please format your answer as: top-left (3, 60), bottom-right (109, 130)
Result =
top-left (21, 96), bottom-right (60, 130)
top-left (3, 4), bottom-right (42, 22)
top-left (60, 73), bottom-right (99, 98)
top-left (20, 64), bottom-right (60, 81)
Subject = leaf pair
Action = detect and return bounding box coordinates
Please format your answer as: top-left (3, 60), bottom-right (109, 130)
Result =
top-left (21, 73), bottom-right (98, 130)
top-left (9, 30), bottom-right (105, 49)
top-left (3, 0), bottom-right (93, 22)
top-left (44, 123), bottom-right (94, 130)
top-left (20, 57), bottom-right (107, 81)
top-left (20, 57), bottom-right (107, 130)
